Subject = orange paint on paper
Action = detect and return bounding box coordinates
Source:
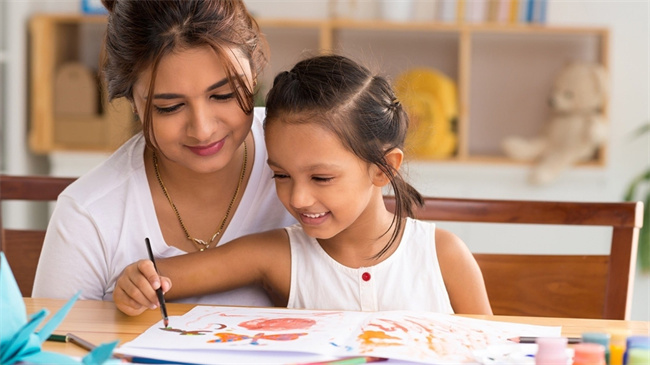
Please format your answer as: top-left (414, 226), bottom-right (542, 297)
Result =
top-left (209, 332), bottom-right (308, 345)
top-left (210, 333), bottom-right (251, 343)
top-left (358, 330), bottom-right (402, 348)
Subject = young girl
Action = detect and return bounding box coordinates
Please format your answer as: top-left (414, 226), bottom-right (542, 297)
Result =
top-left (115, 55), bottom-right (492, 315)
top-left (33, 0), bottom-right (296, 307)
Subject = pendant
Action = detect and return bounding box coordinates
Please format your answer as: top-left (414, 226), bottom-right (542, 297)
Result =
top-left (193, 238), bottom-right (210, 250)
top-left (192, 231), bottom-right (220, 252)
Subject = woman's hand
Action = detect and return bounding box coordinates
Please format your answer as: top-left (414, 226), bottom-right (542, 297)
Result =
top-left (113, 259), bottom-right (172, 316)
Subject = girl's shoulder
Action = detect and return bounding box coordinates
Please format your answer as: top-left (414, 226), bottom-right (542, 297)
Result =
top-left (227, 228), bottom-right (290, 252)
top-left (434, 227), bottom-right (464, 248)
top-left (407, 218), bottom-right (466, 256)
top-left (433, 225), bottom-right (473, 267)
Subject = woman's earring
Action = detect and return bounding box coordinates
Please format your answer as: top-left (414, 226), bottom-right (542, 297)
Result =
top-left (131, 105), bottom-right (140, 120)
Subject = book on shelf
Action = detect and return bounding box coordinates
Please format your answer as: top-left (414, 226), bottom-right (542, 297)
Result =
top-left (523, 0), bottom-right (547, 24)
top-left (533, 0), bottom-right (547, 23)
top-left (421, 0), bottom-right (547, 25)
top-left (413, 0), bottom-right (438, 22)
top-left (465, 0), bottom-right (488, 23)
top-left (437, 0), bottom-right (458, 23)
top-left (508, 0), bottom-right (520, 23)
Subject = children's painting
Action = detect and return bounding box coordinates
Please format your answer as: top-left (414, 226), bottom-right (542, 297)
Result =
top-left (116, 306), bottom-right (560, 364)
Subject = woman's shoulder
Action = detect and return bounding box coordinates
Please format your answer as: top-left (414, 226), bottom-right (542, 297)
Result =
top-left (251, 107), bottom-right (266, 148)
top-left (61, 133), bottom-right (147, 205)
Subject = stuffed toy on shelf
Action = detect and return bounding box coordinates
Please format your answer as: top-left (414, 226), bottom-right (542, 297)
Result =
top-left (394, 68), bottom-right (458, 160)
top-left (501, 62), bottom-right (609, 185)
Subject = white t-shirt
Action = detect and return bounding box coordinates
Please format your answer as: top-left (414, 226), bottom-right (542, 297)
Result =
top-left (287, 218), bottom-right (454, 312)
top-left (33, 108), bottom-right (296, 306)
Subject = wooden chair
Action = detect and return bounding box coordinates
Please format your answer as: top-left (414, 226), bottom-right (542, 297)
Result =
top-left (384, 196), bottom-right (643, 320)
top-left (1, 173), bottom-right (642, 317)
top-left (0, 174), bottom-right (76, 296)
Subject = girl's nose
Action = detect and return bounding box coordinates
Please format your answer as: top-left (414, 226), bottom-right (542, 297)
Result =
top-left (290, 183), bottom-right (315, 209)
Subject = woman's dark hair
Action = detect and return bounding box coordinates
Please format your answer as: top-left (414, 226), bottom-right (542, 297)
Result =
top-left (265, 55), bottom-right (424, 259)
top-left (100, 0), bottom-right (268, 150)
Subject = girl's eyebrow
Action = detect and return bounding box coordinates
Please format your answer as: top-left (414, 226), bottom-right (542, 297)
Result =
top-left (151, 77), bottom-right (230, 100)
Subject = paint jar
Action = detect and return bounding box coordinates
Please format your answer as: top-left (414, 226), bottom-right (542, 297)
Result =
top-left (625, 348), bottom-right (650, 365)
top-left (536, 337), bottom-right (568, 365)
top-left (573, 343), bottom-right (606, 365)
top-left (609, 330), bottom-right (629, 365)
top-left (582, 332), bottom-right (611, 364)
top-left (624, 336), bottom-right (650, 365)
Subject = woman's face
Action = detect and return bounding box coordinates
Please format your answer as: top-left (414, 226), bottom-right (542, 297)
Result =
top-left (133, 45), bottom-right (254, 174)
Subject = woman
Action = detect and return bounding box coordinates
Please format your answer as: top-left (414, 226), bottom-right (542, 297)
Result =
top-left (32, 0), bottom-right (295, 308)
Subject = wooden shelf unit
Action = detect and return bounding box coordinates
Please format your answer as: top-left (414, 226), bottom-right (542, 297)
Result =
top-left (28, 14), bottom-right (608, 166)
top-left (258, 19), bottom-right (609, 165)
top-left (29, 14), bottom-right (136, 154)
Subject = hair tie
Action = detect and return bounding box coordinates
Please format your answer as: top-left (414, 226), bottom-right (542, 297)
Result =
top-left (273, 70), bottom-right (297, 87)
top-left (388, 98), bottom-right (400, 111)
top-left (285, 70), bottom-right (298, 81)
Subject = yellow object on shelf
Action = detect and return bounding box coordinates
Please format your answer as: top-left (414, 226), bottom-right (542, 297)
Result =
top-left (394, 68), bottom-right (458, 159)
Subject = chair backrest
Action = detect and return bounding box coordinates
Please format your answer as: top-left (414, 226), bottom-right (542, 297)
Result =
top-left (384, 196), bottom-right (643, 320)
top-left (0, 174), bottom-right (76, 296)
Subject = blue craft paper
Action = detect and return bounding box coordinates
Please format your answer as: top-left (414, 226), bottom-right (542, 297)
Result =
top-left (0, 251), bottom-right (27, 348)
top-left (83, 341), bottom-right (120, 365)
top-left (0, 252), bottom-right (119, 365)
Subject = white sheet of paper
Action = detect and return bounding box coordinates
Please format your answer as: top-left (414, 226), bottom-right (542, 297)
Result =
top-left (116, 306), bottom-right (561, 364)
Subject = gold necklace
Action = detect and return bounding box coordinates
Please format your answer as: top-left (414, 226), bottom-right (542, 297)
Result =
top-left (153, 141), bottom-right (247, 251)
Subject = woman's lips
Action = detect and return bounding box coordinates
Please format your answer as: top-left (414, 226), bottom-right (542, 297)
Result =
top-left (187, 139), bottom-right (225, 156)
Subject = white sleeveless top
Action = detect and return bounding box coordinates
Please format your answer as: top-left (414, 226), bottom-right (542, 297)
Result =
top-left (286, 218), bottom-right (454, 312)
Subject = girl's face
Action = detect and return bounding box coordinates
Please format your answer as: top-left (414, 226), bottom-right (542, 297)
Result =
top-left (266, 120), bottom-right (382, 240)
top-left (133, 45), bottom-right (254, 174)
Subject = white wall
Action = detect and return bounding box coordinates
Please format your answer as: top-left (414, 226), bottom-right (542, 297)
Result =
top-left (2, 0), bottom-right (649, 320)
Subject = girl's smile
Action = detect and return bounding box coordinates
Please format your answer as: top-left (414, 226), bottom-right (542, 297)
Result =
top-left (299, 211), bottom-right (331, 226)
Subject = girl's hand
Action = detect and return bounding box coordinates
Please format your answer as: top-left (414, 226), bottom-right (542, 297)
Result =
top-left (114, 259), bottom-right (172, 316)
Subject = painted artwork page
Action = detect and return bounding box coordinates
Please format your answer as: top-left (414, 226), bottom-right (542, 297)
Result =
top-left (119, 306), bottom-right (362, 354)
top-left (351, 311), bottom-right (560, 364)
top-left (117, 306), bottom-right (560, 364)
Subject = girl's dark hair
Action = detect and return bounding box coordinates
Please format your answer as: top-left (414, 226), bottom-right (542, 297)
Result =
top-left (100, 0), bottom-right (268, 150)
top-left (265, 55), bottom-right (424, 259)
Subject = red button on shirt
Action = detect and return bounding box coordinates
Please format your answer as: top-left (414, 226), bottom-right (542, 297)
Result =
top-left (361, 272), bottom-right (371, 281)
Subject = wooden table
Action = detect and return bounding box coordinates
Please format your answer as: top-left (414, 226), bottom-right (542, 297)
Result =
top-left (25, 298), bottom-right (650, 358)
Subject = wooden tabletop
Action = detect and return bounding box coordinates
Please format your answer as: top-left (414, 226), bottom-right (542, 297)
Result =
top-left (25, 297), bottom-right (649, 358)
